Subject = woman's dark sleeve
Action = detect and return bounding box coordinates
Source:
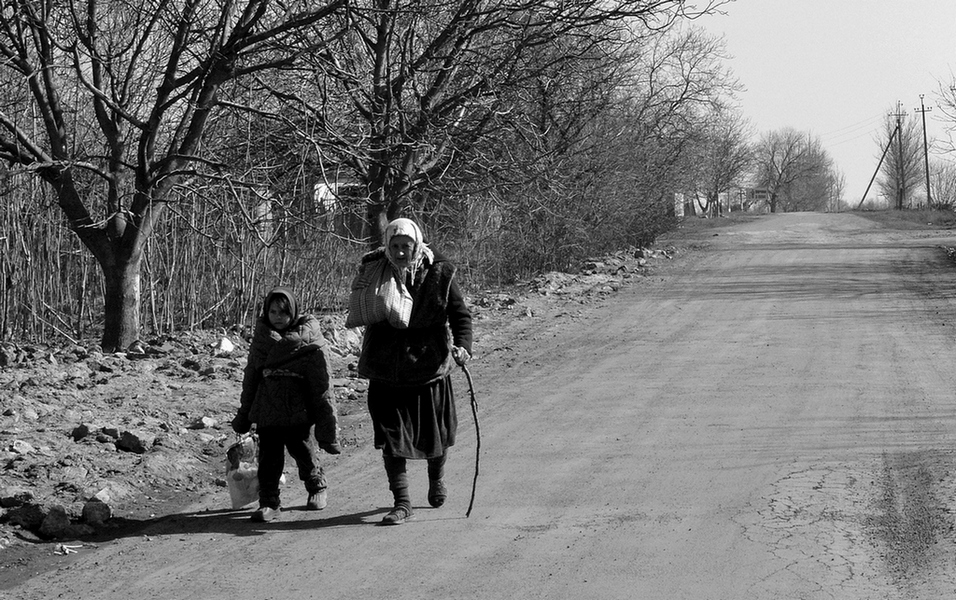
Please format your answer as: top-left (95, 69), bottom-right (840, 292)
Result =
top-left (447, 277), bottom-right (473, 353)
top-left (305, 349), bottom-right (339, 443)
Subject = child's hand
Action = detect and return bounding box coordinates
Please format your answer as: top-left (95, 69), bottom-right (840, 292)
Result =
top-left (452, 346), bottom-right (470, 366)
top-left (231, 413), bottom-right (251, 434)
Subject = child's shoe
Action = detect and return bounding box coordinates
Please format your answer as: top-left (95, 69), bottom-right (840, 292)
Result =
top-left (307, 490), bottom-right (328, 510)
top-left (250, 506), bottom-right (281, 522)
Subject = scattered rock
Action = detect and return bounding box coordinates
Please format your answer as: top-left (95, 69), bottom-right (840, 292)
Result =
top-left (71, 423), bottom-right (92, 441)
top-left (0, 488), bottom-right (34, 508)
top-left (91, 489), bottom-right (112, 504)
top-left (60, 466), bottom-right (89, 484)
top-left (5, 502), bottom-right (45, 530)
top-left (115, 430), bottom-right (153, 454)
top-left (11, 440), bottom-right (35, 455)
top-left (153, 434), bottom-right (181, 449)
top-left (214, 338), bottom-right (235, 356)
top-left (186, 416), bottom-right (217, 430)
top-left (38, 505), bottom-right (72, 539)
top-left (81, 500), bottom-right (112, 525)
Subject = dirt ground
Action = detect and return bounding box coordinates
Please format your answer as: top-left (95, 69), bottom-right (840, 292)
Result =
top-left (5, 211), bottom-right (956, 600)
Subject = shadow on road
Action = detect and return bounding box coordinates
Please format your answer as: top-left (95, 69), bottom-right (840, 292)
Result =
top-left (86, 505), bottom-right (395, 541)
top-left (7, 506), bottom-right (397, 551)
top-left (0, 506), bottom-right (397, 592)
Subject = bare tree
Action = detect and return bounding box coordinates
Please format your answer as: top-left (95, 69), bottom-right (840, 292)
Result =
top-left (929, 158), bottom-right (956, 210)
top-left (0, 0), bottom-right (345, 351)
top-left (752, 128), bottom-right (837, 213)
top-left (934, 79), bottom-right (956, 157)
top-left (753, 129), bottom-right (809, 213)
top-left (875, 110), bottom-right (924, 209)
top-left (683, 108), bottom-right (754, 217)
top-left (826, 170), bottom-right (846, 212)
top-left (431, 24), bottom-right (742, 280)
top-left (263, 0), bottom-right (728, 244)
top-left (782, 150), bottom-right (838, 212)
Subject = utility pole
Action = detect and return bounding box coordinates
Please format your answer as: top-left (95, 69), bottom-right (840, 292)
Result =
top-left (915, 94), bottom-right (932, 208)
top-left (857, 122), bottom-right (898, 210)
top-left (893, 101), bottom-right (906, 210)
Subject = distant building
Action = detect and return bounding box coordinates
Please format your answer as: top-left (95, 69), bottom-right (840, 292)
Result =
top-left (314, 180), bottom-right (368, 240)
top-left (676, 186), bottom-right (770, 218)
top-left (748, 187), bottom-right (770, 205)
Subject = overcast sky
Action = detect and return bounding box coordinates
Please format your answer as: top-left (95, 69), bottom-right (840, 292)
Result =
top-left (697, 0), bottom-right (956, 204)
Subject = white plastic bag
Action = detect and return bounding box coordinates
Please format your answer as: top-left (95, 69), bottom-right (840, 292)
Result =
top-left (227, 462), bottom-right (260, 509)
top-left (224, 433), bottom-right (286, 509)
top-left (226, 434), bottom-right (259, 509)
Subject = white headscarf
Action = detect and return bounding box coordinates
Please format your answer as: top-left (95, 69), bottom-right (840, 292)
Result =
top-left (384, 218), bottom-right (434, 284)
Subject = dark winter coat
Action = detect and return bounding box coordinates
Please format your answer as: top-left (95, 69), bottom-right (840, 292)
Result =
top-left (357, 249), bottom-right (473, 385)
top-left (235, 288), bottom-right (337, 442)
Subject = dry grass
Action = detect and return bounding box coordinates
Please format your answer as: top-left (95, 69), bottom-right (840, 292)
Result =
top-left (852, 207), bottom-right (956, 230)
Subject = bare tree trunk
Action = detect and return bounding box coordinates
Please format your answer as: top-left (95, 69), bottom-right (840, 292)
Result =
top-left (101, 256), bottom-right (142, 352)
top-left (707, 191), bottom-right (720, 218)
top-left (365, 176), bottom-right (408, 246)
top-left (366, 189), bottom-right (391, 247)
top-left (684, 196), bottom-right (696, 216)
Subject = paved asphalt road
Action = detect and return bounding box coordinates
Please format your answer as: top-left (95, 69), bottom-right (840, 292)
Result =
top-left (12, 212), bottom-right (956, 600)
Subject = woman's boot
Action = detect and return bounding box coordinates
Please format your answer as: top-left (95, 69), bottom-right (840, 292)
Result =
top-left (427, 451), bottom-right (447, 508)
top-left (381, 455), bottom-right (411, 525)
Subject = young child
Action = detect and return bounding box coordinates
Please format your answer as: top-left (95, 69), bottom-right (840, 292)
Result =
top-left (231, 287), bottom-right (340, 522)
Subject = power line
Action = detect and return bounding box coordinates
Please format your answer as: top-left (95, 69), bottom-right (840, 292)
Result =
top-left (818, 113), bottom-right (885, 140)
top-left (825, 127), bottom-right (882, 148)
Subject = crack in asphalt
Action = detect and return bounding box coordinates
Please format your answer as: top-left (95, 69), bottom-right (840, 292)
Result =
top-left (733, 453), bottom-right (956, 600)
top-left (735, 464), bottom-right (888, 599)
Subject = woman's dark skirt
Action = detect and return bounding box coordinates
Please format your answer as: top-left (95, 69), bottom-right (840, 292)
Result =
top-left (367, 375), bottom-right (457, 459)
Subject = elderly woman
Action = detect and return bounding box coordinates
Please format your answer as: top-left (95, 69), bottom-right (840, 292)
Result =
top-left (353, 218), bottom-right (473, 525)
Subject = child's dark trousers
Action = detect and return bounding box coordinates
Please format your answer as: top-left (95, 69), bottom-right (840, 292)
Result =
top-left (257, 424), bottom-right (326, 509)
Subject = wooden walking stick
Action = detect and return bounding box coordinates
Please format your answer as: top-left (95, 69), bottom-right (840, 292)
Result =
top-left (461, 363), bottom-right (481, 517)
